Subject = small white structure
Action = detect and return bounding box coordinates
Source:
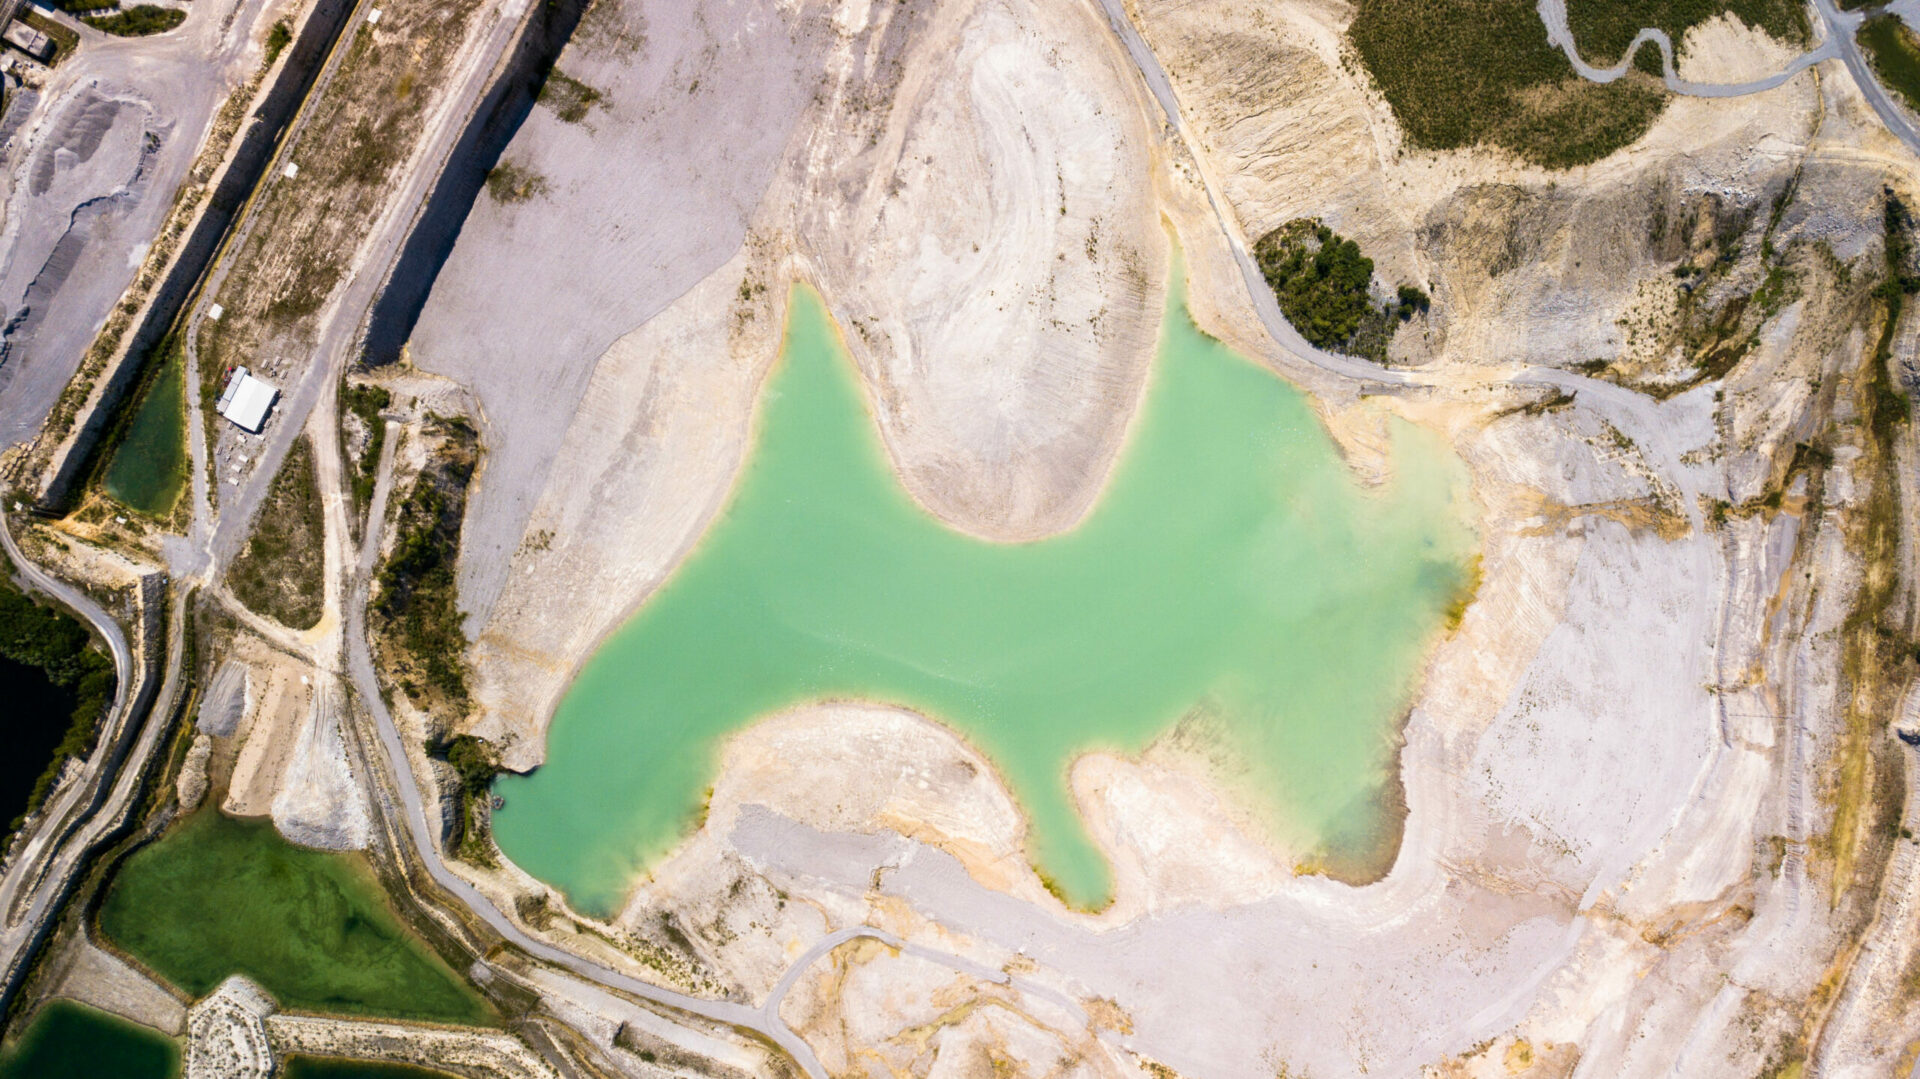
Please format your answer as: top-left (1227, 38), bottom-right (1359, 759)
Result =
top-left (217, 367), bottom-right (278, 432)
top-left (282, 161), bottom-right (299, 179)
top-left (207, 302), bottom-right (224, 321)
top-left (3, 23), bottom-right (53, 63)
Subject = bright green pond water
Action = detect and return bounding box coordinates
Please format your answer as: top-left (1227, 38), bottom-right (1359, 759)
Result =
top-left (0, 1000), bottom-right (177, 1079)
top-left (102, 351), bottom-right (187, 516)
top-left (98, 812), bottom-right (491, 1025)
top-left (494, 273), bottom-right (1474, 914)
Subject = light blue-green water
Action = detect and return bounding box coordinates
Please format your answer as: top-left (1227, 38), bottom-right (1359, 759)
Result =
top-left (495, 271), bottom-right (1474, 914)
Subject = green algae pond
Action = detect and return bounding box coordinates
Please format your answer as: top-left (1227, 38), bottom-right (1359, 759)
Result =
top-left (0, 999), bottom-right (177, 1079)
top-left (98, 812), bottom-right (491, 1025)
top-left (101, 349), bottom-right (188, 516)
top-left (493, 271), bottom-right (1475, 914)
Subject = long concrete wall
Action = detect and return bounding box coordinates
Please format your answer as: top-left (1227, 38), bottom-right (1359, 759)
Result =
top-left (35, 0), bottom-right (357, 513)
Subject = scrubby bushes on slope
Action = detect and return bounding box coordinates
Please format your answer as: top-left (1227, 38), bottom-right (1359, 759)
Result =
top-left (1348, 0), bottom-right (1665, 168)
top-left (1253, 219), bottom-right (1428, 362)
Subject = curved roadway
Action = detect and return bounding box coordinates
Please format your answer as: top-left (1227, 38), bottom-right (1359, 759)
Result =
top-left (1537, 0), bottom-right (1920, 154)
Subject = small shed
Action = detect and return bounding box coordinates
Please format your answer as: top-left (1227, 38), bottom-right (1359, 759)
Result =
top-left (217, 367), bottom-right (278, 433)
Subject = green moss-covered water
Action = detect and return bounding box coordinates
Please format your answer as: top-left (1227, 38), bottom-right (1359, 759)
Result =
top-left (494, 272), bottom-right (1474, 914)
top-left (0, 1000), bottom-right (177, 1079)
top-left (102, 349), bottom-right (187, 516)
top-left (98, 812), bottom-right (491, 1025)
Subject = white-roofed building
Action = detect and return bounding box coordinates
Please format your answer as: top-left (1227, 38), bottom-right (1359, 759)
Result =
top-left (216, 367), bottom-right (278, 433)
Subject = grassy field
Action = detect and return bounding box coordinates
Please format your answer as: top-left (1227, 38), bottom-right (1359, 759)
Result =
top-left (537, 70), bottom-right (602, 123)
top-left (1859, 15), bottom-right (1920, 116)
top-left (1821, 195), bottom-right (1918, 907)
top-left (1565, 0), bottom-right (1808, 69)
top-left (483, 160), bottom-right (547, 204)
top-left (228, 436), bottom-right (326, 630)
top-left (0, 1000), bottom-right (176, 1079)
top-left (98, 811), bottom-right (491, 1025)
top-left (1348, 0), bottom-right (1667, 168)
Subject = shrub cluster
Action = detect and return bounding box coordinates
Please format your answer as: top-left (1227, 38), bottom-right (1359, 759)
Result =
top-left (427, 733), bottom-right (500, 864)
top-left (1253, 219), bottom-right (1429, 362)
top-left (264, 19), bottom-right (292, 64)
top-left (375, 418), bottom-right (476, 709)
top-left (83, 5), bottom-right (186, 36)
top-left (341, 382), bottom-right (391, 512)
top-left (1859, 15), bottom-right (1920, 119)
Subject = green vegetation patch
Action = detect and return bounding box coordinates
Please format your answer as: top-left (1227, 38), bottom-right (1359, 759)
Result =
top-left (98, 811), bottom-right (492, 1024)
top-left (83, 5), bottom-right (186, 36)
top-left (0, 1000), bottom-right (177, 1079)
top-left (537, 70), bottom-right (602, 123)
top-left (1348, 0), bottom-right (1667, 168)
top-left (426, 734), bottom-right (501, 865)
top-left (483, 160), bottom-right (547, 204)
top-left (228, 436), bottom-right (326, 631)
top-left (1859, 15), bottom-right (1920, 117)
top-left (1566, 0), bottom-right (1808, 70)
top-left (341, 382), bottom-right (391, 515)
top-left (375, 417), bottom-right (477, 710)
top-left (101, 339), bottom-right (188, 518)
top-left (1252, 218), bottom-right (1427, 362)
top-left (0, 575), bottom-right (115, 833)
top-left (265, 18), bottom-right (293, 64)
